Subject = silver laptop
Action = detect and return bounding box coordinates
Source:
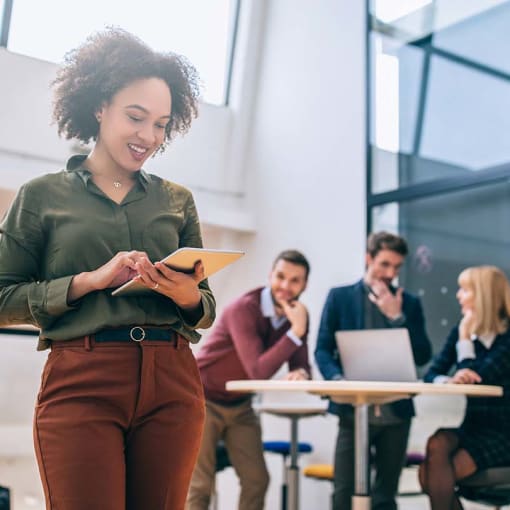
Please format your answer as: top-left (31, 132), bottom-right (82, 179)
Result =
top-left (335, 328), bottom-right (417, 382)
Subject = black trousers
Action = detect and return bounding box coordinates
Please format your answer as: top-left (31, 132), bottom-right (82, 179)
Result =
top-left (333, 414), bottom-right (411, 510)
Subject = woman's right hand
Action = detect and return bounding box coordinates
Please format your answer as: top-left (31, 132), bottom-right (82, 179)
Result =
top-left (68, 251), bottom-right (151, 302)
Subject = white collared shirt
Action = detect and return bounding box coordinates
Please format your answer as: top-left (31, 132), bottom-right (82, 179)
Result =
top-left (456, 332), bottom-right (496, 363)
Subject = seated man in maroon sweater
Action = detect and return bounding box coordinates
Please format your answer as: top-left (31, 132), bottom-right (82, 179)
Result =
top-left (186, 250), bottom-right (311, 510)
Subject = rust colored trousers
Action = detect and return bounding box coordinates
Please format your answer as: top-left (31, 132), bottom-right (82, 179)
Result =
top-left (33, 334), bottom-right (205, 510)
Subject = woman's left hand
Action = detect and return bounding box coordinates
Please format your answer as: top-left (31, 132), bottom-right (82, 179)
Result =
top-left (451, 368), bottom-right (482, 385)
top-left (134, 258), bottom-right (204, 310)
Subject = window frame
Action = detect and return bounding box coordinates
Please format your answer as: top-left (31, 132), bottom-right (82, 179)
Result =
top-left (0, 0), bottom-right (241, 106)
top-left (366, 0), bottom-right (510, 232)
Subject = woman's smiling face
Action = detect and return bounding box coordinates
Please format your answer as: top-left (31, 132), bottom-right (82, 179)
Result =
top-left (95, 77), bottom-right (171, 172)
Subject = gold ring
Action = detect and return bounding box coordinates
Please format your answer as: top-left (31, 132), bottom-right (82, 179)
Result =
top-left (153, 282), bottom-right (159, 289)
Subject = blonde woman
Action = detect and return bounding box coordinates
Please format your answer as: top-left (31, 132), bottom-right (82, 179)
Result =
top-left (419, 266), bottom-right (510, 510)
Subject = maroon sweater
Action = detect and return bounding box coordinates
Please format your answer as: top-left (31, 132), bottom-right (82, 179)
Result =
top-left (197, 287), bottom-right (310, 403)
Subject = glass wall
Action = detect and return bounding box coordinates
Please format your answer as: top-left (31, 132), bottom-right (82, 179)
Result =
top-left (368, 0), bottom-right (510, 351)
top-left (372, 181), bottom-right (510, 350)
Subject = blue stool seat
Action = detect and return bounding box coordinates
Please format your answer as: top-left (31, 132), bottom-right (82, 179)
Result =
top-left (263, 441), bottom-right (313, 455)
top-left (263, 441), bottom-right (313, 510)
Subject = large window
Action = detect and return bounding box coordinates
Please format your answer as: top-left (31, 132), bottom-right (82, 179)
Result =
top-left (372, 181), bottom-right (510, 351)
top-left (0, 0), bottom-right (239, 105)
top-left (368, 0), bottom-right (510, 352)
top-left (0, 0), bottom-right (6, 45)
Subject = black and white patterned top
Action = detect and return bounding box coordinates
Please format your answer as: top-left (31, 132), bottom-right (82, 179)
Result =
top-left (425, 325), bottom-right (510, 430)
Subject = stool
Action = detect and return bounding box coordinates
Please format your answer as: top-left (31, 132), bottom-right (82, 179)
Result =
top-left (211, 441), bottom-right (232, 510)
top-left (264, 441), bottom-right (313, 510)
top-left (405, 451), bottom-right (425, 466)
top-left (457, 467), bottom-right (510, 509)
top-left (302, 451), bottom-right (425, 508)
top-left (215, 441), bottom-right (231, 472)
top-left (304, 463), bottom-right (334, 481)
top-left (303, 464), bottom-right (334, 508)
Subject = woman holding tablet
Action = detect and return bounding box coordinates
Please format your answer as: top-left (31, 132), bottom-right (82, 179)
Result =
top-left (419, 266), bottom-right (510, 510)
top-left (0, 28), bottom-right (215, 509)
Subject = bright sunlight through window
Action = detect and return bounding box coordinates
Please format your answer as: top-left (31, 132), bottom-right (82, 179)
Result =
top-left (6, 0), bottom-right (237, 105)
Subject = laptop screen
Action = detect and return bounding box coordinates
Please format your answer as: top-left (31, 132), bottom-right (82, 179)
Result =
top-left (334, 328), bottom-right (417, 382)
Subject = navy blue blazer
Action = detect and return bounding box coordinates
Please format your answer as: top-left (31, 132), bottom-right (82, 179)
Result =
top-left (315, 279), bottom-right (432, 418)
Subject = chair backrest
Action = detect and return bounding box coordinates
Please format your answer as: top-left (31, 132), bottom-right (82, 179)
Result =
top-left (457, 467), bottom-right (510, 507)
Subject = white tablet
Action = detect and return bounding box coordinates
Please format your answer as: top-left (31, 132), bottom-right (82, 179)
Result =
top-left (111, 247), bottom-right (244, 297)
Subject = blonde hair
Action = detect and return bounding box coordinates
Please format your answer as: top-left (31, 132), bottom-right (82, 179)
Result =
top-left (458, 266), bottom-right (510, 336)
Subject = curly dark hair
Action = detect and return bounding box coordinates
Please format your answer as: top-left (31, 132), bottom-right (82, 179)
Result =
top-left (52, 27), bottom-right (200, 147)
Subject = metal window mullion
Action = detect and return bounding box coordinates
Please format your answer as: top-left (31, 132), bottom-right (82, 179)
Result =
top-left (224, 0), bottom-right (242, 106)
top-left (368, 165), bottom-right (510, 207)
top-left (0, 0), bottom-right (14, 47)
top-left (366, 0), bottom-right (372, 234)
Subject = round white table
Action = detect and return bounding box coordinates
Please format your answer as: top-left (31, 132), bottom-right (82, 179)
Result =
top-left (226, 380), bottom-right (503, 510)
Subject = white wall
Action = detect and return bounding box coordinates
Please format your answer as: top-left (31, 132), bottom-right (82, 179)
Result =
top-left (207, 1), bottom-right (367, 508)
top-left (0, 1), bottom-right (367, 509)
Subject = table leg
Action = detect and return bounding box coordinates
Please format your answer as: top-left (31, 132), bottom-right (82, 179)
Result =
top-left (287, 416), bottom-right (299, 510)
top-left (352, 495), bottom-right (371, 510)
top-left (352, 404), bottom-right (370, 510)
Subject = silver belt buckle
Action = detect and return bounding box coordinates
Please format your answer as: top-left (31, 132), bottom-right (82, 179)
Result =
top-left (130, 326), bottom-right (146, 342)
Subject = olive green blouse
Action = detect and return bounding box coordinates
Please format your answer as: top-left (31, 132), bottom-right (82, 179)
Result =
top-left (0, 155), bottom-right (216, 350)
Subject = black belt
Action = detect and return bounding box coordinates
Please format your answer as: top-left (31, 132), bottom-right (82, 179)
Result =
top-left (94, 327), bottom-right (176, 343)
